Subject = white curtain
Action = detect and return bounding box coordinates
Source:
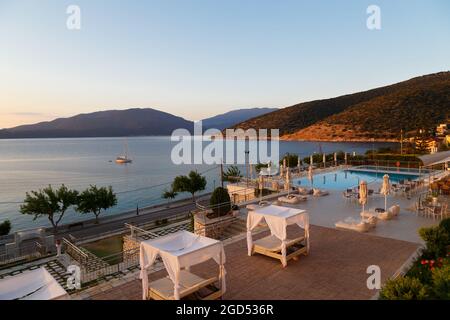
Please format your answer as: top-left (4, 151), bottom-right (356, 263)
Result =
top-left (140, 238), bottom-right (226, 300)
top-left (247, 211), bottom-right (310, 267)
top-left (139, 243), bottom-right (159, 300)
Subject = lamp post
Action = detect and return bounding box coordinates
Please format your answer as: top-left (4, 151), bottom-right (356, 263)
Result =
top-left (245, 150), bottom-right (250, 187)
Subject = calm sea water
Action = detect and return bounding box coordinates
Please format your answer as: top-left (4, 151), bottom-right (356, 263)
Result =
top-left (0, 137), bottom-right (395, 231)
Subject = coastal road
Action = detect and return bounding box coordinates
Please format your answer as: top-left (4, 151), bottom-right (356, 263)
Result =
top-left (56, 195), bottom-right (210, 241)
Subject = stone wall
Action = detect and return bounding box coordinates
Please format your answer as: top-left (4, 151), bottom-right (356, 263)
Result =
top-left (122, 236), bottom-right (140, 261)
top-left (193, 213), bottom-right (236, 239)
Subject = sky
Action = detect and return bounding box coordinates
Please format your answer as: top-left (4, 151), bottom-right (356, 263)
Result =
top-left (0, 0), bottom-right (449, 129)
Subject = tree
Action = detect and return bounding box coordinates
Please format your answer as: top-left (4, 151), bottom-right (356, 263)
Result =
top-left (162, 189), bottom-right (177, 206)
top-left (0, 220), bottom-right (11, 236)
top-left (76, 185), bottom-right (117, 224)
top-left (20, 185), bottom-right (78, 232)
top-left (223, 165), bottom-right (242, 182)
top-left (209, 187), bottom-right (231, 218)
top-left (172, 171), bottom-right (207, 203)
top-left (280, 153), bottom-right (299, 168)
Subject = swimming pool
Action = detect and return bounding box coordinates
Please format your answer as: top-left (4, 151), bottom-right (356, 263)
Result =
top-left (294, 169), bottom-right (421, 190)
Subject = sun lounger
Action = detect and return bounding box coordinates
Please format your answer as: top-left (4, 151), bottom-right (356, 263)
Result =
top-left (386, 205), bottom-right (400, 218)
top-left (148, 270), bottom-right (221, 300)
top-left (252, 235), bottom-right (307, 264)
top-left (298, 187), bottom-right (313, 195)
top-left (294, 194), bottom-right (308, 201)
top-left (278, 194), bottom-right (300, 204)
top-left (361, 205), bottom-right (400, 221)
top-left (313, 188), bottom-right (329, 197)
top-left (335, 217), bottom-right (371, 232)
top-left (246, 201), bottom-right (271, 211)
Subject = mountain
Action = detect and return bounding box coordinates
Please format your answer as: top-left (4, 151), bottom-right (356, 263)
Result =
top-left (0, 108), bottom-right (194, 139)
top-left (201, 108), bottom-right (277, 130)
top-left (230, 72), bottom-right (450, 141)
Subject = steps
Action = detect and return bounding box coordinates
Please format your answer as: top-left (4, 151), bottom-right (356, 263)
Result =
top-left (218, 218), bottom-right (247, 240)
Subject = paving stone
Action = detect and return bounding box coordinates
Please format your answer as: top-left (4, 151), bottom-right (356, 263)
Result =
top-left (89, 225), bottom-right (419, 300)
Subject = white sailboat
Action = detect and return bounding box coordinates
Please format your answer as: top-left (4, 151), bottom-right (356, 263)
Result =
top-left (116, 139), bottom-right (132, 164)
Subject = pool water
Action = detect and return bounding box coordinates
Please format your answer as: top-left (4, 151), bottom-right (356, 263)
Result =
top-left (294, 170), bottom-right (420, 190)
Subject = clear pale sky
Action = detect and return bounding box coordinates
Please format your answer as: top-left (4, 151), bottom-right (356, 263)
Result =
top-left (0, 0), bottom-right (449, 129)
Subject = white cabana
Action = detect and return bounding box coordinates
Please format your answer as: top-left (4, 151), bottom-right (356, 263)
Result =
top-left (247, 205), bottom-right (309, 267)
top-left (139, 230), bottom-right (226, 300)
top-left (0, 267), bottom-right (69, 300)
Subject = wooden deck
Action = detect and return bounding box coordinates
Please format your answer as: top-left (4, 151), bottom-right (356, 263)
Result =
top-left (90, 224), bottom-right (419, 300)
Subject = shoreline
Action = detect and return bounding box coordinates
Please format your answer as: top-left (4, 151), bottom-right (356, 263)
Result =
top-left (0, 135), bottom-right (399, 143)
top-left (1, 193), bottom-right (212, 241)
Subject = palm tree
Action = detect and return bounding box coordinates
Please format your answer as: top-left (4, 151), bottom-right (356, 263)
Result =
top-left (223, 165), bottom-right (242, 182)
top-left (162, 189), bottom-right (177, 207)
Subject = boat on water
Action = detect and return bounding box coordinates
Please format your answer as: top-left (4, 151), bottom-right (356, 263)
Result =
top-left (115, 139), bottom-right (132, 164)
top-left (115, 155), bottom-right (132, 164)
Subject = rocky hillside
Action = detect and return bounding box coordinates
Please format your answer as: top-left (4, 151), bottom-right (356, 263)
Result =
top-left (230, 72), bottom-right (450, 141)
top-left (0, 108), bottom-right (194, 138)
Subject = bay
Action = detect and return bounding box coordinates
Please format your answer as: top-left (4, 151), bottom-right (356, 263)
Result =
top-left (0, 137), bottom-right (395, 231)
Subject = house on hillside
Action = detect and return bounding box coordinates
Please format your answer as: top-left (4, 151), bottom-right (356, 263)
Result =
top-left (436, 123), bottom-right (449, 137)
top-left (415, 136), bottom-right (439, 154)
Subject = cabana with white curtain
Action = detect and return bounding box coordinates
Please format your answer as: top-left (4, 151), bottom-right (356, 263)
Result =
top-left (247, 205), bottom-right (310, 267)
top-left (139, 231), bottom-right (226, 300)
top-left (0, 267), bottom-right (69, 300)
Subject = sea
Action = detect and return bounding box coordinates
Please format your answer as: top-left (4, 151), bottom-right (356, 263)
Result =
top-left (0, 137), bottom-right (396, 231)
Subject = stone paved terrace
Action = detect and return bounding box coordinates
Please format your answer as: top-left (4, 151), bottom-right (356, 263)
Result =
top-left (90, 224), bottom-right (420, 300)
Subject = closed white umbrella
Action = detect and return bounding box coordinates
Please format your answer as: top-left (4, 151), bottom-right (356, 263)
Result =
top-left (359, 180), bottom-right (368, 213)
top-left (380, 174), bottom-right (390, 211)
top-left (323, 154), bottom-right (326, 168)
top-left (259, 175), bottom-right (264, 202)
top-left (297, 156), bottom-right (301, 173)
top-left (285, 169), bottom-right (290, 193)
top-left (310, 155), bottom-right (314, 167)
top-left (308, 165), bottom-right (314, 188)
top-left (344, 152), bottom-right (348, 165)
top-left (334, 152), bottom-right (337, 166)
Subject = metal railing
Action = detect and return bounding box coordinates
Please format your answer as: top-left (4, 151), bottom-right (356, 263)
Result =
top-left (62, 237), bottom-right (89, 265)
top-left (0, 241), bottom-right (47, 267)
top-left (125, 223), bottom-right (159, 241)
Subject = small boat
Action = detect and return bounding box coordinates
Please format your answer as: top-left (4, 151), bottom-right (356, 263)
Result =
top-left (116, 139), bottom-right (132, 164)
top-left (115, 155), bottom-right (132, 164)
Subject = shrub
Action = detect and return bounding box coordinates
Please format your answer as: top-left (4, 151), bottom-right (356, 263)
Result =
top-left (280, 153), bottom-right (299, 167)
top-left (209, 187), bottom-right (231, 218)
top-left (431, 264), bottom-right (450, 299)
top-left (439, 218), bottom-right (450, 237)
top-left (0, 220), bottom-right (11, 236)
top-left (379, 277), bottom-right (428, 300)
top-left (407, 258), bottom-right (433, 285)
top-left (419, 226), bottom-right (449, 258)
